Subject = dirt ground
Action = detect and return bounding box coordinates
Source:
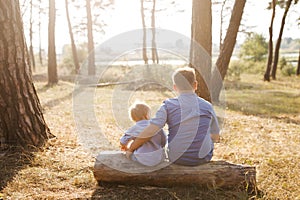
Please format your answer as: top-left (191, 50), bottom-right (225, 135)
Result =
top-left (1, 73), bottom-right (299, 199)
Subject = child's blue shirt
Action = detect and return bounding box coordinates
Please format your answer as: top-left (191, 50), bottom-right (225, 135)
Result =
top-left (120, 120), bottom-right (166, 166)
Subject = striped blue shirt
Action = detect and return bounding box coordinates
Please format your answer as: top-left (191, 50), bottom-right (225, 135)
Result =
top-left (150, 92), bottom-right (220, 165)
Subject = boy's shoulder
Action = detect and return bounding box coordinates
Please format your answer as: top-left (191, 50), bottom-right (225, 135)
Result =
top-left (162, 95), bottom-right (213, 112)
top-left (197, 97), bottom-right (215, 111)
top-left (163, 97), bottom-right (178, 103)
top-left (197, 96), bottom-right (212, 106)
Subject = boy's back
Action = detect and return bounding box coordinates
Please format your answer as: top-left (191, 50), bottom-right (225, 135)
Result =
top-left (151, 92), bottom-right (219, 166)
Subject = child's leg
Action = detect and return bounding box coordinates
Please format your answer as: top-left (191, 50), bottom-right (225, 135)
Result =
top-left (130, 153), bottom-right (138, 162)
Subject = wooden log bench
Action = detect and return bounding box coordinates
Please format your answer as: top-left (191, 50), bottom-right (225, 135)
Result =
top-left (93, 151), bottom-right (257, 191)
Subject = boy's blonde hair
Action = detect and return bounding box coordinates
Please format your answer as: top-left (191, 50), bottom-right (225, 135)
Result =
top-left (129, 101), bottom-right (151, 122)
top-left (172, 67), bottom-right (196, 90)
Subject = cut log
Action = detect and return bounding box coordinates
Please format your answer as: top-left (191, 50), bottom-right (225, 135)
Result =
top-left (93, 151), bottom-right (257, 191)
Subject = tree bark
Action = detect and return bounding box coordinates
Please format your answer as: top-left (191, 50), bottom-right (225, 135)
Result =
top-left (271, 0), bottom-right (292, 80)
top-left (0, 0), bottom-right (53, 148)
top-left (94, 152), bottom-right (257, 190)
top-left (141, 0), bottom-right (148, 65)
top-left (48, 0), bottom-right (58, 84)
top-left (190, 0), bottom-right (212, 102)
top-left (151, 0), bottom-right (159, 64)
top-left (264, 0), bottom-right (276, 82)
top-left (189, 22), bottom-right (194, 66)
top-left (297, 48), bottom-right (300, 76)
top-left (29, 0), bottom-right (36, 72)
top-left (219, 0), bottom-right (227, 52)
top-left (86, 0), bottom-right (95, 75)
top-left (65, 0), bottom-right (80, 74)
top-left (211, 0), bottom-right (246, 102)
top-left (38, 0), bottom-right (43, 66)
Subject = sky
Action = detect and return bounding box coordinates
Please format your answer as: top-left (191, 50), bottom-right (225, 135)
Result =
top-left (24, 0), bottom-right (300, 53)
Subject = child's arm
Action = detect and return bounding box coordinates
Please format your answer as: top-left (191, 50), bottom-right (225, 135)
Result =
top-left (120, 142), bottom-right (128, 151)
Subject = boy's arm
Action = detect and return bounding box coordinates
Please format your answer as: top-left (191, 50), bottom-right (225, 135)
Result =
top-left (126, 124), bottom-right (160, 157)
top-left (120, 134), bottom-right (134, 151)
top-left (210, 107), bottom-right (220, 143)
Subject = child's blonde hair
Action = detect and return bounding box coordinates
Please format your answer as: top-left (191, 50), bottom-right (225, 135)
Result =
top-left (129, 101), bottom-right (151, 122)
top-left (172, 67), bottom-right (196, 90)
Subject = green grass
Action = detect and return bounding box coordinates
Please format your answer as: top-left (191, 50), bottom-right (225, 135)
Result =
top-left (225, 74), bottom-right (300, 120)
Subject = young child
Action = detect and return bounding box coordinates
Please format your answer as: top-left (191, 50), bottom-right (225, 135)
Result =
top-left (120, 102), bottom-right (166, 166)
top-left (127, 67), bottom-right (220, 166)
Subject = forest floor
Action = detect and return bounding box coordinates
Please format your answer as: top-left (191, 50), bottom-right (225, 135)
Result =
top-left (0, 72), bottom-right (299, 200)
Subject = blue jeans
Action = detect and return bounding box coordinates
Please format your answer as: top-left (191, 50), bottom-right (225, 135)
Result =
top-left (172, 149), bottom-right (213, 166)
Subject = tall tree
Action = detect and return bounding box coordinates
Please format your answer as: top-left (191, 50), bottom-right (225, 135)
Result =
top-left (190, 0), bottom-right (212, 102)
top-left (264, 0), bottom-right (277, 81)
top-left (65, 0), bottom-right (80, 74)
top-left (48, 0), bottom-right (58, 84)
top-left (151, 0), bottom-right (159, 64)
top-left (38, 0), bottom-right (44, 66)
top-left (211, 0), bottom-right (246, 102)
top-left (86, 0), bottom-right (95, 75)
top-left (0, 0), bottom-right (53, 148)
top-left (218, 0), bottom-right (228, 51)
top-left (141, 0), bottom-right (148, 64)
top-left (271, 0), bottom-right (293, 79)
top-left (29, 0), bottom-right (36, 72)
top-left (297, 48), bottom-right (300, 75)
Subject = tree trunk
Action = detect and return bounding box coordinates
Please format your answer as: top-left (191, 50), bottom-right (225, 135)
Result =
top-left (264, 0), bottom-right (276, 82)
top-left (151, 0), bottom-right (159, 64)
top-left (65, 0), bottom-right (80, 74)
top-left (0, 0), bottom-right (53, 148)
top-left (190, 0), bottom-right (212, 102)
top-left (48, 0), bottom-right (58, 84)
top-left (29, 0), bottom-right (36, 72)
top-left (271, 0), bottom-right (292, 80)
top-left (94, 152), bottom-right (257, 191)
top-left (140, 0), bottom-right (148, 65)
top-left (211, 0), bottom-right (246, 102)
top-left (86, 0), bottom-right (95, 75)
top-left (38, 0), bottom-right (43, 66)
top-left (189, 22), bottom-right (194, 66)
top-left (219, 0), bottom-right (227, 51)
top-left (297, 48), bottom-right (300, 76)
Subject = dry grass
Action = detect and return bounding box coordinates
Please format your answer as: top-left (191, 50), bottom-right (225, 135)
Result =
top-left (0, 73), bottom-right (299, 199)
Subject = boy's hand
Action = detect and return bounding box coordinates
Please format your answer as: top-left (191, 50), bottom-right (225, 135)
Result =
top-left (211, 133), bottom-right (220, 143)
top-left (120, 145), bottom-right (127, 151)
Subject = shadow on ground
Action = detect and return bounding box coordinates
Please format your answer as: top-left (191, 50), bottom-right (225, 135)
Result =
top-left (33, 73), bottom-right (76, 85)
top-left (0, 148), bottom-right (33, 190)
top-left (91, 184), bottom-right (260, 200)
top-left (42, 92), bottom-right (73, 109)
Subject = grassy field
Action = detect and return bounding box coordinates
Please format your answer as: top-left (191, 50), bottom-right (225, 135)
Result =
top-left (0, 72), bottom-right (299, 199)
